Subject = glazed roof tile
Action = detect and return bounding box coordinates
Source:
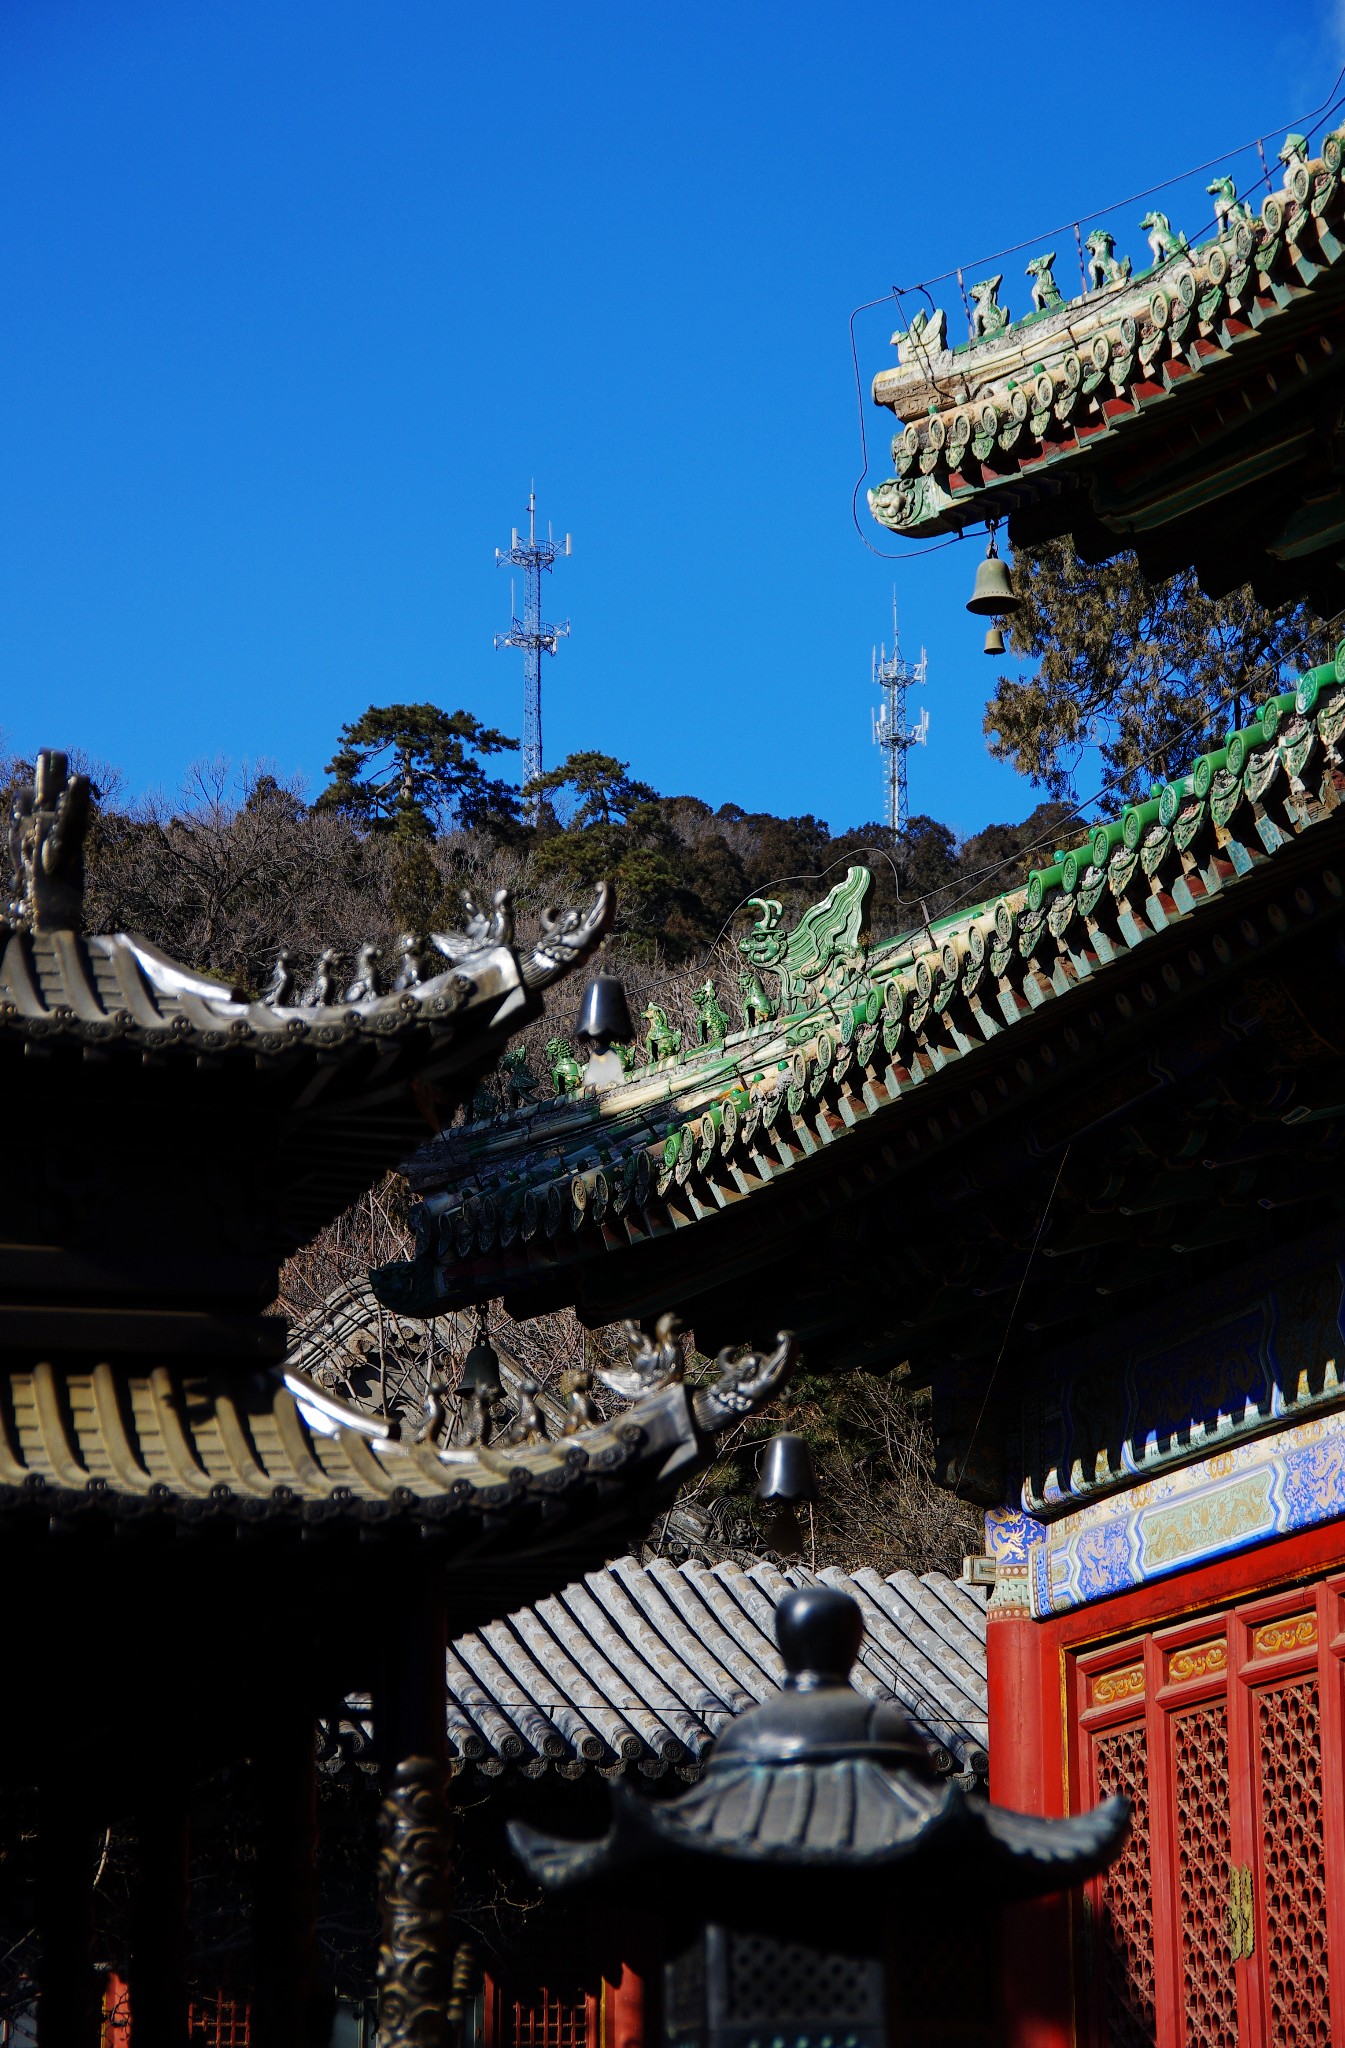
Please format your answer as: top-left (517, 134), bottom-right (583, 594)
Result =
top-left (438, 1557), bottom-right (988, 1782)
top-left (377, 647), bottom-right (1345, 1354)
top-left (865, 124), bottom-right (1345, 608)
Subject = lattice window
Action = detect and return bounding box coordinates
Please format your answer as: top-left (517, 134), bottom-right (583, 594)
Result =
top-left (504, 1985), bottom-right (589, 2048)
top-left (1172, 1702), bottom-right (1239, 2048)
top-left (724, 1932), bottom-right (883, 2023)
top-left (188, 1993), bottom-right (251, 2046)
top-left (1257, 1678), bottom-right (1331, 2047)
top-left (1091, 1720), bottom-right (1156, 2048)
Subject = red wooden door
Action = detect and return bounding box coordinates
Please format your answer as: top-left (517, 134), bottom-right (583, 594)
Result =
top-left (1072, 1569), bottom-right (1345, 2047)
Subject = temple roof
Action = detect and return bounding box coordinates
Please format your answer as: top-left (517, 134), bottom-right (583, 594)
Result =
top-left (0, 1334), bottom-right (796, 1630)
top-left (0, 751), bottom-right (612, 1291)
top-left (438, 1558), bottom-right (988, 1783)
top-left (376, 652), bottom-right (1345, 1492)
top-left (507, 1587), bottom-right (1125, 1898)
top-left (867, 123), bottom-right (1345, 610)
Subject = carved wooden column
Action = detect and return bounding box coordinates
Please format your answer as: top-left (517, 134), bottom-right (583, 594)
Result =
top-left (35, 1784), bottom-right (100, 2047)
top-left (128, 1792), bottom-right (190, 2048)
top-left (251, 1704), bottom-right (318, 2048)
top-left (376, 1575), bottom-right (452, 2047)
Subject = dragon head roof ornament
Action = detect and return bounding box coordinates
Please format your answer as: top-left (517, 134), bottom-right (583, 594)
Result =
top-left (738, 864), bottom-right (873, 1012)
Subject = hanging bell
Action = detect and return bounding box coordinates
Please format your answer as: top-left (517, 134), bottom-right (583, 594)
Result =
top-left (967, 537), bottom-right (1020, 617)
top-left (756, 1431), bottom-right (817, 1505)
top-left (574, 971), bottom-right (635, 1048)
top-left (983, 623), bottom-right (1005, 656)
top-left (459, 1334), bottom-right (503, 1398)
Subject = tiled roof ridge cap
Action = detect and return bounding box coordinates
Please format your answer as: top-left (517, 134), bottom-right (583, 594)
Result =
top-left (875, 120), bottom-right (1338, 404)
top-left (868, 123), bottom-right (1345, 539)
top-left (380, 650), bottom-right (1345, 1305)
top-left (0, 881), bottom-right (613, 1050)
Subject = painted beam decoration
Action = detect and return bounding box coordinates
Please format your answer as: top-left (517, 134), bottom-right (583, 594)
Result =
top-left (988, 1409), bottom-right (1345, 1617)
top-left (867, 127), bottom-right (1345, 610)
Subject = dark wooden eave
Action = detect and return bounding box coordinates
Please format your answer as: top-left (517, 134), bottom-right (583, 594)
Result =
top-left (381, 675), bottom-right (1345, 1498)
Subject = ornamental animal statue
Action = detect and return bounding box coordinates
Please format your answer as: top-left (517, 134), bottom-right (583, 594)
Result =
top-left (301, 948), bottom-right (339, 1007)
top-left (1207, 173), bottom-right (1252, 235)
top-left (1139, 211), bottom-right (1188, 266)
top-left (392, 931), bottom-right (438, 990)
top-left (738, 866), bottom-right (873, 1013)
top-left (969, 274), bottom-right (1009, 339)
top-left (343, 941), bottom-right (383, 1003)
top-left (500, 1043), bottom-right (541, 1108)
top-left (559, 1366), bottom-right (601, 1434)
top-left (262, 948), bottom-right (295, 1006)
top-left (7, 750), bottom-right (92, 932)
top-left (1024, 252), bottom-right (1063, 313)
top-left (642, 1003), bottom-right (681, 1063)
top-left (738, 967), bottom-right (775, 1029)
top-left (1085, 230), bottom-right (1132, 291)
top-left (1280, 132), bottom-right (1309, 170)
top-left (889, 306), bottom-right (947, 364)
top-left (545, 1037), bottom-right (584, 1094)
top-left (693, 979), bottom-right (731, 1047)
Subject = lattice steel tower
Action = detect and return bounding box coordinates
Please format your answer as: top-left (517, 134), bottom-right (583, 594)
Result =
top-left (870, 600), bottom-right (928, 836)
top-left (495, 490), bottom-right (571, 810)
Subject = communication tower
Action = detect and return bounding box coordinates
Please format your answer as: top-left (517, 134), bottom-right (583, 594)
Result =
top-left (870, 600), bottom-right (928, 836)
top-left (494, 490), bottom-right (571, 810)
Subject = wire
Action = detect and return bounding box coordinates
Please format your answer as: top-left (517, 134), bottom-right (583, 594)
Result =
top-left (883, 67), bottom-right (1345, 303)
top-left (848, 287), bottom-right (986, 561)
top-left (848, 289), bottom-right (976, 560)
top-left (954, 1142), bottom-right (1072, 1495)
top-left (850, 74), bottom-right (1345, 559)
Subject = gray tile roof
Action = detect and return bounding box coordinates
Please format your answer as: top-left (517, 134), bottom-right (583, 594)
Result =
top-left (443, 1557), bottom-right (988, 1785)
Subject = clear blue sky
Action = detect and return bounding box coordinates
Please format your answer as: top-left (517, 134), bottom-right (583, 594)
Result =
top-left (1, 3), bottom-right (1339, 837)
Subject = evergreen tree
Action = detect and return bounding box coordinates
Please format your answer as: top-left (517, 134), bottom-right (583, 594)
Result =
top-left (524, 751), bottom-right (657, 828)
top-left (985, 541), bottom-right (1328, 803)
top-left (317, 704), bottom-right (520, 838)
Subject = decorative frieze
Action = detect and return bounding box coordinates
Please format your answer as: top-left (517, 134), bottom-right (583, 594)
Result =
top-left (986, 1408), bottom-right (1345, 1616)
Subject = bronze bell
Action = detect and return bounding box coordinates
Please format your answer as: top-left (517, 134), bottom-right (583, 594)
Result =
top-left (967, 538), bottom-right (1020, 616)
top-left (459, 1335), bottom-right (503, 1398)
top-left (574, 971), bottom-right (634, 1048)
top-left (983, 623), bottom-right (1005, 656)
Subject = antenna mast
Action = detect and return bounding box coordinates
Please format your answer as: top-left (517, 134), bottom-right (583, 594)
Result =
top-left (494, 489), bottom-right (571, 813)
top-left (870, 598), bottom-right (929, 836)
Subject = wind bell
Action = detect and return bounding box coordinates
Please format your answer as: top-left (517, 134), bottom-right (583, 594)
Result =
top-left (967, 529), bottom-right (1019, 655)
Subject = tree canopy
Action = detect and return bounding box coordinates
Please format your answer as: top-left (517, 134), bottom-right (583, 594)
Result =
top-left (985, 540), bottom-right (1330, 804)
top-left (524, 750), bottom-right (657, 828)
top-left (316, 703), bottom-right (520, 839)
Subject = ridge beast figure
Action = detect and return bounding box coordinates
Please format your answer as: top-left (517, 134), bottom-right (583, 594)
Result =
top-left (692, 980), bottom-right (731, 1048)
top-left (642, 1003), bottom-right (681, 1064)
top-left (545, 1037), bottom-right (584, 1094)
